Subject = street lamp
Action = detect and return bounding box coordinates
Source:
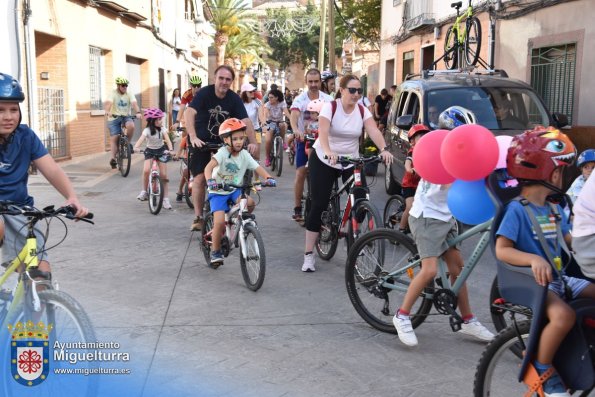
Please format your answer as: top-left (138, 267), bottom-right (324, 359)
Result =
top-left (281, 70), bottom-right (286, 93)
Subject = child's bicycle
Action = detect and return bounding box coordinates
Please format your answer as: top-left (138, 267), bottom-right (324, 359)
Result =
top-left (141, 150), bottom-right (171, 215)
top-left (287, 131), bottom-right (296, 166)
top-left (0, 202), bottom-right (97, 396)
top-left (200, 181), bottom-right (274, 291)
top-left (315, 155), bottom-right (383, 260)
top-left (266, 120), bottom-right (284, 177)
top-left (382, 194), bottom-right (406, 229)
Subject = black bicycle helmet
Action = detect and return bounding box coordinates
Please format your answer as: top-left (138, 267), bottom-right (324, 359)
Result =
top-left (0, 73), bottom-right (25, 102)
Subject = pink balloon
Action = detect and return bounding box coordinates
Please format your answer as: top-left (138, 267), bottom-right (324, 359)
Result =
top-left (412, 129), bottom-right (455, 185)
top-left (440, 124), bottom-right (499, 181)
top-left (495, 135), bottom-right (514, 169)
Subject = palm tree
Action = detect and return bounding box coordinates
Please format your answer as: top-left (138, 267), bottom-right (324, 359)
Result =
top-left (209, 0), bottom-right (251, 66)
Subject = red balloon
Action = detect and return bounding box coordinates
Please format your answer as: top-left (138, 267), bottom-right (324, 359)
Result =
top-left (412, 129), bottom-right (455, 184)
top-left (440, 124), bottom-right (499, 181)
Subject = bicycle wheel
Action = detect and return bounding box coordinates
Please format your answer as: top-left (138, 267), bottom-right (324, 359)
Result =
top-left (489, 277), bottom-right (532, 333)
top-left (148, 174), bottom-right (163, 215)
top-left (383, 194), bottom-right (406, 229)
top-left (239, 224), bottom-right (266, 291)
top-left (2, 290), bottom-right (98, 397)
top-left (444, 25), bottom-right (458, 70)
top-left (464, 16), bottom-right (482, 67)
top-left (473, 320), bottom-right (531, 397)
top-left (274, 136), bottom-right (283, 177)
top-left (302, 173), bottom-right (311, 222)
top-left (288, 146), bottom-right (295, 165)
top-left (200, 212), bottom-right (214, 264)
top-left (118, 137), bottom-right (131, 177)
top-left (316, 199), bottom-right (340, 260)
top-left (346, 200), bottom-right (382, 253)
top-left (345, 229), bottom-right (433, 333)
top-left (183, 180), bottom-right (194, 209)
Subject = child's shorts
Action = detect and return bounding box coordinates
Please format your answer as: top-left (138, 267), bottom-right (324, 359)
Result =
top-left (401, 187), bottom-right (417, 199)
top-left (208, 190), bottom-right (242, 213)
top-left (408, 215), bottom-right (460, 260)
top-left (549, 275), bottom-right (591, 299)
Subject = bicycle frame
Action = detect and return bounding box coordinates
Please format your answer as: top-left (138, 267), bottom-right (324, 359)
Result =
top-left (331, 166), bottom-right (370, 234)
top-left (382, 219), bottom-right (492, 297)
top-left (452, 1), bottom-right (474, 44)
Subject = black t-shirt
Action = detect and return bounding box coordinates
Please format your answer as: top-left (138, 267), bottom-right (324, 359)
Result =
top-left (189, 85), bottom-right (248, 142)
top-left (375, 95), bottom-right (391, 117)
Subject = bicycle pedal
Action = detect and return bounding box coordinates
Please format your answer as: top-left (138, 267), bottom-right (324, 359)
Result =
top-left (449, 315), bottom-right (463, 332)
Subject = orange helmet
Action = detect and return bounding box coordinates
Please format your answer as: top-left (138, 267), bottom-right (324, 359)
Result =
top-left (219, 118), bottom-right (246, 137)
top-left (408, 124), bottom-right (430, 141)
top-left (507, 126), bottom-right (576, 181)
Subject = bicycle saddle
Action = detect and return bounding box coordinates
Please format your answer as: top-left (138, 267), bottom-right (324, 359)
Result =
top-left (451, 1), bottom-right (462, 9)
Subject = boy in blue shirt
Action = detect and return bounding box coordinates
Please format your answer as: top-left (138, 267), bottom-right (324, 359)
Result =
top-left (0, 73), bottom-right (89, 279)
top-left (203, 118), bottom-right (275, 267)
top-left (496, 126), bottom-right (595, 397)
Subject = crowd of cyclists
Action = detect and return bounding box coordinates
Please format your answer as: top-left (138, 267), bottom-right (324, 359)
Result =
top-left (2, 63), bottom-right (595, 396)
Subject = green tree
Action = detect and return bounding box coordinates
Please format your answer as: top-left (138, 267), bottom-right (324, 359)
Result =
top-left (334, 0), bottom-right (381, 49)
top-left (225, 29), bottom-right (271, 68)
top-left (209, 0), bottom-right (251, 66)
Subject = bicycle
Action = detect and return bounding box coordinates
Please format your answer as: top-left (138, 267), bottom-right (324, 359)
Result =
top-left (442, 0), bottom-right (482, 70)
top-left (200, 181), bottom-right (273, 291)
top-left (316, 155), bottom-right (383, 261)
top-left (287, 131), bottom-right (296, 166)
top-left (0, 202), bottom-right (96, 396)
top-left (141, 150), bottom-right (171, 215)
top-left (266, 120), bottom-right (284, 177)
top-left (382, 194), bottom-right (406, 229)
top-left (110, 115), bottom-right (136, 177)
top-left (186, 142), bottom-right (224, 213)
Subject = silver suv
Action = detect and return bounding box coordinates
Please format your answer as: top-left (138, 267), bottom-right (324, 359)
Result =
top-left (383, 70), bottom-right (568, 194)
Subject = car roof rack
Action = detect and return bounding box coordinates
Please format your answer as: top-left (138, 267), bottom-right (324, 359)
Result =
top-left (412, 68), bottom-right (509, 80)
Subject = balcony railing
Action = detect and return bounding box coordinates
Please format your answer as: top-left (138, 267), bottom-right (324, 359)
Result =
top-left (403, 0), bottom-right (435, 31)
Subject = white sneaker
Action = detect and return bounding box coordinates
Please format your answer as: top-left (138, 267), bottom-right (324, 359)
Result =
top-left (301, 253), bottom-right (315, 272)
top-left (137, 191), bottom-right (148, 201)
top-left (459, 318), bottom-right (495, 342)
top-left (163, 198), bottom-right (172, 210)
top-left (392, 314), bottom-right (418, 346)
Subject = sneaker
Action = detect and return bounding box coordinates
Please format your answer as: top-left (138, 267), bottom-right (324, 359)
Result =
top-left (292, 207), bottom-right (304, 223)
top-left (163, 198), bottom-right (172, 210)
top-left (540, 368), bottom-right (570, 397)
top-left (301, 253), bottom-right (315, 272)
top-left (255, 182), bottom-right (262, 192)
top-left (176, 192), bottom-right (183, 202)
top-left (191, 216), bottom-right (203, 231)
top-left (210, 250), bottom-right (224, 268)
top-left (459, 318), bottom-right (495, 342)
top-left (265, 157), bottom-right (271, 167)
top-left (137, 191), bottom-right (148, 201)
top-left (109, 158), bottom-right (117, 169)
top-left (392, 314), bottom-right (418, 346)
top-left (283, 143), bottom-right (288, 151)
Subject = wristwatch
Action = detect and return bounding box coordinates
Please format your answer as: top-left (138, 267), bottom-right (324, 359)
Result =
top-left (381, 145), bottom-right (389, 152)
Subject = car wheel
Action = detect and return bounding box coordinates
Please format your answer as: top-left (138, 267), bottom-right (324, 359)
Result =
top-left (384, 164), bottom-right (400, 195)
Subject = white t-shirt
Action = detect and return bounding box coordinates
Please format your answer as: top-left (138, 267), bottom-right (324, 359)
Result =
top-left (243, 99), bottom-right (261, 130)
top-left (172, 96), bottom-right (181, 111)
top-left (572, 174), bottom-right (595, 238)
top-left (358, 96), bottom-right (372, 108)
top-left (290, 91), bottom-right (333, 133)
top-left (409, 179), bottom-right (453, 222)
top-left (312, 100), bottom-right (373, 170)
top-left (142, 127), bottom-right (165, 150)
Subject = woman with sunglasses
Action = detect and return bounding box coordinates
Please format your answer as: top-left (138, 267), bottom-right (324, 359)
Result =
top-left (300, 74), bottom-right (394, 272)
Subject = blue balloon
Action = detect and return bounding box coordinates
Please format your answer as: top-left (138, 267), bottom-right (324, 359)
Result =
top-left (447, 179), bottom-right (495, 225)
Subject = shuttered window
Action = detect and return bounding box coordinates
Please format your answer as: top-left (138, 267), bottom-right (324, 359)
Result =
top-left (89, 46), bottom-right (104, 111)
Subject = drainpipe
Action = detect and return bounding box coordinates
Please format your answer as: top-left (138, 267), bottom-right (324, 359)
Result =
top-left (488, 5), bottom-right (496, 70)
top-left (13, 0), bottom-right (22, 79)
top-left (22, 0), bottom-right (37, 130)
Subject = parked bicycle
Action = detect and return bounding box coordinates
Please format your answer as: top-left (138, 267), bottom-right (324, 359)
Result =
top-left (442, 0), bottom-right (482, 70)
top-left (200, 181), bottom-right (273, 291)
top-left (316, 155), bottom-right (383, 260)
top-left (266, 120), bottom-right (284, 177)
top-left (0, 202), bottom-right (97, 396)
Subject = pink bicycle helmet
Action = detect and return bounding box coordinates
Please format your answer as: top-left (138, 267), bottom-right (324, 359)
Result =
top-left (307, 99), bottom-right (324, 113)
top-left (143, 107), bottom-right (164, 120)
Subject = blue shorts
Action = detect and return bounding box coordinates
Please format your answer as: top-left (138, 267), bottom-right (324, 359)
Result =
top-left (108, 116), bottom-right (133, 136)
top-left (549, 275), bottom-right (591, 299)
top-left (296, 141), bottom-right (308, 168)
top-left (208, 189), bottom-right (242, 213)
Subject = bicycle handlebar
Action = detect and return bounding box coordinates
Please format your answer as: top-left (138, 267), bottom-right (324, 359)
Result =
top-left (214, 182), bottom-right (275, 192)
top-left (324, 155), bottom-right (381, 166)
top-left (0, 202), bottom-right (94, 224)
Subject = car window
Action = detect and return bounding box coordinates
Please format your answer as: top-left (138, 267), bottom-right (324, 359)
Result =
top-left (397, 91), bottom-right (409, 117)
top-left (405, 93), bottom-right (420, 123)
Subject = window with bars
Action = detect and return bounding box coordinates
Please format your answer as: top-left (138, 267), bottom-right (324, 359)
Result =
top-left (89, 46), bottom-right (104, 111)
top-left (530, 43), bottom-right (576, 125)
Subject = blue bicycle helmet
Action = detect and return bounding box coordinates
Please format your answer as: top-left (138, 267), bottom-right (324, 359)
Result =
top-left (438, 106), bottom-right (476, 130)
top-left (577, 149), bottom-right (595, 168)
top-left (0, 73), bottom-right (25, 102)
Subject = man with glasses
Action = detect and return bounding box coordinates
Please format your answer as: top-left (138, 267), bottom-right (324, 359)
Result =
top-left (173, 75), bottom-right (203, 130)
top-left (428, 105), bottom-right (440, 129)
top-left (289, 69), bottom-right (333, 224)
top-left (104, 76), bottom-right (141, 169)
top-left (184, 65), bottom-right (258, 231)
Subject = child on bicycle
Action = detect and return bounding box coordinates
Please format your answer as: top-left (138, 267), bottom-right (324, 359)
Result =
top-left (174, 128), bottom-right (189, 202)
top-left (304, 99), bottom-right (323, 157)
top-left (496, 126), bottom-right (595, 397)
top-left (566, 148), bottom-right (594, 203)
top-left (0, 73), bottom-right (89, 279)
top-left (133, 107), bottom-right (174, 209)
top-left (263, 89), bottom-right (290, 167)
top-left (393, 107), bottom-right (494, 347)
top-left (396, 124), bottom-right (429, 234)
top-left (204, 118), bottom-right (276, 268)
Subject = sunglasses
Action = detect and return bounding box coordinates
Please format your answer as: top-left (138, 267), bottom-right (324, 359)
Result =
top-left (346, 87), bottom-right (363, 95)
top-left (120, 84), bottom-right (128, 87)
top-left (192, 84), bottom-right (201, 88)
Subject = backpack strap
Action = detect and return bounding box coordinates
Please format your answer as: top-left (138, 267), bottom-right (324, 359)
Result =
top-left (331, 100), bottom-right (365, 121)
